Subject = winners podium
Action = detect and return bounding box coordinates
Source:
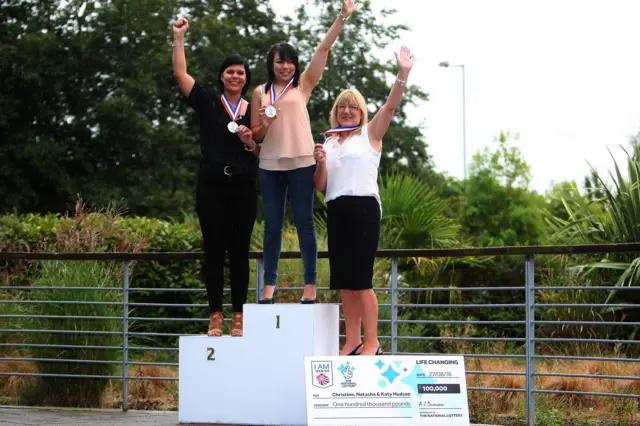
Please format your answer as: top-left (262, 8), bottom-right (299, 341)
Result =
top-left (179, 303), bottom-right (340, 425)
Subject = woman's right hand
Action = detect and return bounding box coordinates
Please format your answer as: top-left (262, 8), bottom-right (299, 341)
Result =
top-left (173, 18), bottom-right (189, 36)
top-left (314, 143), bottom-right (326, 165)
top-left (258, 106), bottom-right (277, 129)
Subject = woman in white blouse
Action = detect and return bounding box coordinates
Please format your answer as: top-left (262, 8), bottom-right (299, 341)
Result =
top-left (313, 46), bottom-right (415, 356)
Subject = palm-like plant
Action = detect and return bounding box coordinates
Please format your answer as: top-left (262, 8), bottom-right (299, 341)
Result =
top-left (545, 144), bottom-right (640, 304)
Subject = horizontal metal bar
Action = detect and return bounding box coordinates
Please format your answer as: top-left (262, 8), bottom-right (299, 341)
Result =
top-left (534, 389), bottom-right (640, 399)
top-left (397, 352), bottom-right (526, 359)
top-left (128, 332), bottom-right (201, 338)
top-left (3, 242), bottom-right (639, 260)
top-left (3, 286), bottom-right (123, 291)
top-left (0, 329), bottom-right (123, 336)
top-left (534, 355), bottom-right (640, 363)
top-left (128, 317), bottom-right (208, 322)
top-left (535, 286), bottom-right (640, 291)
top-left (0, 357), bottom-right (121, 365)
top-left (534, 338), bottom-right (640, 344)
top-left (398, 287), bottom-right (525, 292)
top-left (534, 321), bottom-right (640, 326)
top-left (129, 303), bottom-right (208, 308)
top-left (128, 346), bottom-right (177, 352)
top-left (535, 304), bottom-right (638, 308)
top-left (0, 372), bottom-right (120, 379)
top-left (0, 315), bottom-right (122, 320)
top-left (0, 343), bottom-right (121, 350)
top-left (128, 361), bottom-right (178, 367)
top-left (0, 300), bottom-right (122, 306)
top-left (127, 376), bottom-right (178, 381)
top-left (467, 387), bottom-right (525, 393)
top-left (535, 372), bottom-right (640, 381)
top-left (397, 304), bottom-right (525, 308)
top-left (397, 320), bottom-right (526, 325)
top-left (466, 371), bottom-right (525, 376)
top-left (398, 336), bottom-right (526, 342)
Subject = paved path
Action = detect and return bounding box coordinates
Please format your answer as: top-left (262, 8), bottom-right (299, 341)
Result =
top-left (0, 406), bottom-right (495, 426)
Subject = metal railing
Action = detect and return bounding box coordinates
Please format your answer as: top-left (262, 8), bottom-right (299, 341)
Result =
top-left (1, 243), bottom-right (640, 426)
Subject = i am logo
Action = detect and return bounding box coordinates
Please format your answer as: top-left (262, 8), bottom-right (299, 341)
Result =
top-left (311, 361), bottom-right (333, 389)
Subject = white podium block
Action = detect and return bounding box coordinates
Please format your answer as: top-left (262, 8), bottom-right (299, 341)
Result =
top-left (179, 303), bottom-right (340, 425)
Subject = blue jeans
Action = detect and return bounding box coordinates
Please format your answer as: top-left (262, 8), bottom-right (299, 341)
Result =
top-left (259, 165), bottom-right (317, 286)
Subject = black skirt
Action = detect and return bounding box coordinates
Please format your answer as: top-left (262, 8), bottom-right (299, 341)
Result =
top-left (327, 196), bottom-right (381, 290)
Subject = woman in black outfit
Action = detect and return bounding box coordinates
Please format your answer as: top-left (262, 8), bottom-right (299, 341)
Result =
top-left (172, 18), bottom-right (260, 337)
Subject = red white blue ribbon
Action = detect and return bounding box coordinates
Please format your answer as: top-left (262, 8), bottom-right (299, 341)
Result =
top-left (270, 78), bottom-right (294, 105)
top-left (322, 125), bottom-right (360, 135)
top-left (221, 94), bottom-right (242, 121)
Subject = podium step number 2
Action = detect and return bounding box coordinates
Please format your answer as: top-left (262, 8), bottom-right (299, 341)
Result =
top-left (304, 355), bottom-right (471, 426)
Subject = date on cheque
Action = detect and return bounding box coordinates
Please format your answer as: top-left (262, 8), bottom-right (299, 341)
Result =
top-left (417, 384), bottom-right (461, 394)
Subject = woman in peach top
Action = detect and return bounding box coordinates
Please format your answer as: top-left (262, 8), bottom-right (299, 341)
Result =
top-left (250, 0), bottom-right (358, 304)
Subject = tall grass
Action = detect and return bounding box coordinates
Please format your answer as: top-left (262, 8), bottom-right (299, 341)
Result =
top-left (12, 198), bottom-right (147, 407)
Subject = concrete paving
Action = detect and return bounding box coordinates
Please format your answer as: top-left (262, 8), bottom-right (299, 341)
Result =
top-left (0, 406), bottom-right (496, 426)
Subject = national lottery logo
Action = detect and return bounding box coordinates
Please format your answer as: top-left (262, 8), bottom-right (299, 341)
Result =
top-left (338, 361), bottom-right (357, 388)
top-left (311, 361), bottom-right (333, 388)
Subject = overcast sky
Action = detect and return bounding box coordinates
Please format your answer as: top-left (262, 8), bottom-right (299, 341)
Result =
top-left (268, 0), bottom-right (640, 193)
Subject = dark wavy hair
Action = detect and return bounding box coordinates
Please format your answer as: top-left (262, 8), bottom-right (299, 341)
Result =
top-left (265, 43), bottom-right (300, 91)
top-left (217, 54), bottom-right (251, 95)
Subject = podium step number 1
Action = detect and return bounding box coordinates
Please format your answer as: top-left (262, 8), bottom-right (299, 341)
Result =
top-left (179, 303), bottom-right (470, 425)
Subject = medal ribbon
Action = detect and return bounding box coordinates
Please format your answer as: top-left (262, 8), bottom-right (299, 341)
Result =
top-left (221, 95), bottom-right (242, 121)
top-left (322, 125), bottom-right (360, 135)
top-left (269, 78), bottom-right (294, 105)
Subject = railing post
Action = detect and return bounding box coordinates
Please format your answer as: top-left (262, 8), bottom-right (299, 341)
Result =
top-left (122, 260), bottom-right (129, 412)
top-left (391, 257), bottom-right (398, 355)
top-left (256, 258), bottom-right (264, 303)
top-left (525, 254), bottom-right (536, 426)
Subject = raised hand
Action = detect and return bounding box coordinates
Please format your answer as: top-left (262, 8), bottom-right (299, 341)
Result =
top-left (173, 18), bottom-right (189, 36)
top-left (341, 0), bottom-right (358, 17)
top-left (313, 143), bottom-right (327, 165)
top-left (394, 46), bottom-right (415, 73)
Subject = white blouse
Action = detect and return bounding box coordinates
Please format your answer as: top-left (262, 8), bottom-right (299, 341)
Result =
top-left (324, 124), bottom-right (382, 211)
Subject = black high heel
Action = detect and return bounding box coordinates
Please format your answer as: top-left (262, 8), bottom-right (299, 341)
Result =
top-left (347, 343), bottom-right (363, 356)
top-left (258, 287), bottom-right (277, 304)
top-left (300, 298), bottom-right (316, 304)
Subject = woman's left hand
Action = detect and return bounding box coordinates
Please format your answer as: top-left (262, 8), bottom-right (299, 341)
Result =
top-left (394, 45), bottom-right (415, 73)
top-left (341, 0), bottom-right (358, 17)
top-left (237, 125), bottom-right (254, 146)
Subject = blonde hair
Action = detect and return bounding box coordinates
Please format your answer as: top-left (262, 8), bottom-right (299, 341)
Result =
top-left (329, 87), bottom-right (368, 135)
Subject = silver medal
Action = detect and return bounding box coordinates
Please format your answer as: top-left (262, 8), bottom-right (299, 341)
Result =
top-left (227, 121), bottom-right (238, 133)
top-left (265, 105), bottom-right (277, 118)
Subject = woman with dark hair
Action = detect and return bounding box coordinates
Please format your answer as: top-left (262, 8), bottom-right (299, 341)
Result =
top-left (250, 0), bottom-right (358, 305)
top-left (172, 17), bottom-right (259, 337)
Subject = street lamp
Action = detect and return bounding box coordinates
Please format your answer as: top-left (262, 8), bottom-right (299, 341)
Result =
top-left (439, 61), bottom-right (467, 180)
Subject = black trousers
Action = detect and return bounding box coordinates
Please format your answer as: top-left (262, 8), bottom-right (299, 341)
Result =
top-left (196, 173), bottom-right (257, 313)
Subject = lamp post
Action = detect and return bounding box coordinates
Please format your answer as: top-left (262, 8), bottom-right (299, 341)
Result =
top-left (439, 61), bottom-right (467, 180)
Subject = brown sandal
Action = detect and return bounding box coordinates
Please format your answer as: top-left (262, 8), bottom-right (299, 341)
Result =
top-left (207, 312), bottom-right (223, 336)
top-left (231, 312), bottom-right (243, 337)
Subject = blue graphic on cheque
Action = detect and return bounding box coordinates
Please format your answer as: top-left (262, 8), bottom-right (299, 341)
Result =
top-left (400, 363), bottom-right (436, 395)
top-left (373, 359), bottom-right (436, 396)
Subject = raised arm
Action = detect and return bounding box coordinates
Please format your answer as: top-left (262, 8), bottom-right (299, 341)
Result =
top-left (299, 0), bottom-right (358, 99)
top-left (368, 46), bottom-right (415, 151)
top-left (172, 18), bottom-right (195, 97)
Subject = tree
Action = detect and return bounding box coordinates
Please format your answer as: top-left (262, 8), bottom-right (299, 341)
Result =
top-left (0, 0), bottom-right (285, 218)
top-left (460, 131), bottom-right (547, 246)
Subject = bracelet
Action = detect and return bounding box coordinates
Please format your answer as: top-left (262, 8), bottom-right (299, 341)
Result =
top-left (244, 141), bottom-right (257, 152)
top-left (339, 12), bottom-right (349, 21)
top-left (396, 78), bottom-right (407, 86)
